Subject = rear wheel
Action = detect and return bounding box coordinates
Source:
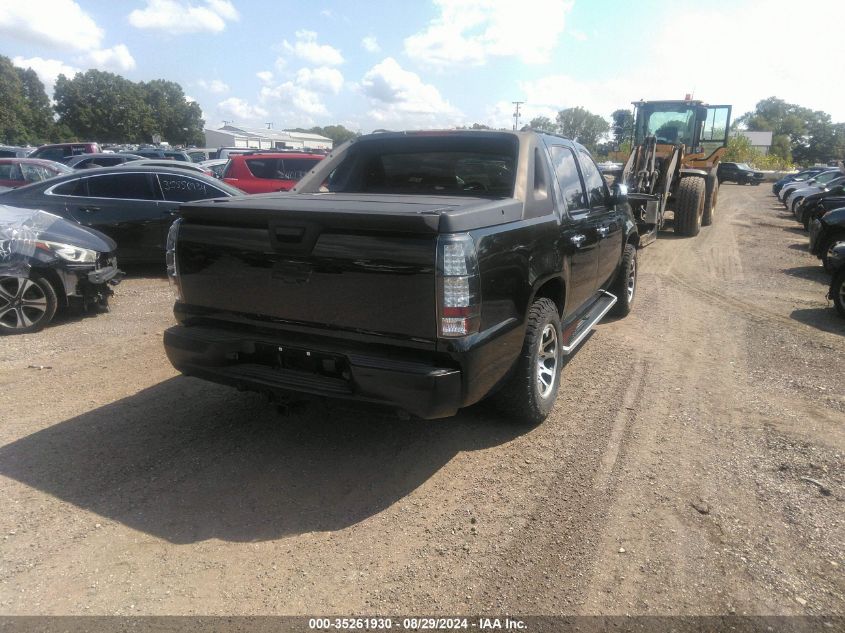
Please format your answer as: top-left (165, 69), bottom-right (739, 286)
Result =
top-left (674, 176), bottom-right (706, 237)
top-left (832, 269), bottom-right (845, 318)
top-left (0, 274), bottom-right (58, 334)
top-left (702, 178), bottom-right (719, 226)
top-left (822, 235), bottom-right (845, 273)
top-left (493, 298), bottom-right (561, 425)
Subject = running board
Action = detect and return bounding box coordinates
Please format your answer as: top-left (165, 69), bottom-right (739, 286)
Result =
top-left (561, 291), bottom-right (617, 355)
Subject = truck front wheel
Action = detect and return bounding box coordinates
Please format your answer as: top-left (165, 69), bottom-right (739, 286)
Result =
top-left (493, 298), bottom-right (561, 425)
top-left (674, 176), bottom-right (706, 237)
top-left (609, 244), bottom-right (637, 317)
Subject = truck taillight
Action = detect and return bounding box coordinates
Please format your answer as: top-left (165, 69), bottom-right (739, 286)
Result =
top-left (165, 218), bottom-right (182, 301)
top-left (437, 234), bottom-right (480, 337)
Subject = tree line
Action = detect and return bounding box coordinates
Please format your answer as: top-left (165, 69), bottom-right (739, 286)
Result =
top-left (1, 55), bottom-right (206, 146)
top-left (3, 52), bottom-right (843, 164)
top-left (522, 97), bottom-right (845, 167)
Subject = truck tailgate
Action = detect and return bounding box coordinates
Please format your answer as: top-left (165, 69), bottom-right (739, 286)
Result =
top-left (176, 195), bottom-right (445, 340)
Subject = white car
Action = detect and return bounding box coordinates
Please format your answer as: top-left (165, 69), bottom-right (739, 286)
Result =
top-left (786, 175), bottom-right (845, 213)
top-left (780, 169), bottom-right (840, 201)
top-left (199, 158), bottom-right (230, 179)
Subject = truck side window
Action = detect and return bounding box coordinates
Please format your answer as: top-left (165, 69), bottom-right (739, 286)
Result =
top-left (548, 145), bottom-right (587, 212)
top-left (577, 148), bottom-right (609, 209)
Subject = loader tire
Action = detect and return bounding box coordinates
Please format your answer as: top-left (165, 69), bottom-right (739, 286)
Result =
top-left (702, 178), bottom-right (719, 226)
top-left (674, 176), bottom-right (706, 237)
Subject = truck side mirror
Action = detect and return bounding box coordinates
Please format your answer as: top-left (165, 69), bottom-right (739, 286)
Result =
top-left (610, 183), bottom-right (628, 206)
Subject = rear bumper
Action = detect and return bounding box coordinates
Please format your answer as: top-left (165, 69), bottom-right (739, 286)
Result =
top-left (164, 325), bottom-right (464, 419)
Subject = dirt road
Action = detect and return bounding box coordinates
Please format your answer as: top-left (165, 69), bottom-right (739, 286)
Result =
top-left (0, 185), bottom-right (842, 617)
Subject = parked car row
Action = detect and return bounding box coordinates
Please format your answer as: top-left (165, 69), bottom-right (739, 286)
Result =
top-left (0, 142), bottom-right (329, 334)
top-left (772, 166), bottom-right (845, 318)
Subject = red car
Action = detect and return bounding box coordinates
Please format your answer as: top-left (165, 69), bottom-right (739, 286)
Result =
top-left (0, 158), bottom-right (72, 188)
top-left (222, 151), bottom-right (323, 194)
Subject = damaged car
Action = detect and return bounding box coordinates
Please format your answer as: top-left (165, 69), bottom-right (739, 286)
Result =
top-left (0, 205), bottom-right (122, 334)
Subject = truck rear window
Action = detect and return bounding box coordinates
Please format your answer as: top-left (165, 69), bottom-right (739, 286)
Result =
top-left (326, 136), bottom-right (518, 197)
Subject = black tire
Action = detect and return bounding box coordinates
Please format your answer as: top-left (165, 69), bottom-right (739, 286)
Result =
top-left (0, 273), bottom-right (58, 334)
top-left (832, 268), bottom-right (845, 318)
top-left (609, 243), bottom-right (637, 317)
top-left (674, 176), bottom-right (706, 237)
top-left (822, 234), bottom-right (845, 273)
top-left (702, 179), bottom-right (719, 226)
top-left (492, 298), bottom-right (561, 425)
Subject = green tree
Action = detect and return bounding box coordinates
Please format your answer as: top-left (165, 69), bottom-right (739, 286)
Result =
top-left (610, 109), bottom-right (634, 148)
top-left (0, 57), bottom-right (30, 144)
top-left (140, 79), bottom-right (204, 145)
top-left (556, 106), bottom-right (609, 152)
top-left (296, 124), bottom-right (359, 145)
top-left (16, 67), bottom-right (53, 142)
top-left (736, 96), bottom-right (845, 164)
top-left (528, 116), bottom-right (556, 133)
top-left (54, 70), bottom-right (154, 143)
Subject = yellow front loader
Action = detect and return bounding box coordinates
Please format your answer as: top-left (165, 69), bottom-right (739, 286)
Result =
top-left (622, 99), bottom-right (731, 244)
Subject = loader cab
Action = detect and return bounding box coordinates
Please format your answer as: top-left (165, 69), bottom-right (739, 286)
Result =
top-left (633, 100), bottom-right (731, 160)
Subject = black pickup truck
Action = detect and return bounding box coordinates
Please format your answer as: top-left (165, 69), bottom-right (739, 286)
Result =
top-left (163, 131), bottom-right (639, 424)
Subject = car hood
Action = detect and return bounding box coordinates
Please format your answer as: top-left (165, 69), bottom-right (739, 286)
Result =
top-left (821, 207), bottom-right (845, 227)
top-left (789, 185), bottom-right (821, 197)
top-left (0, 204), bottom-right (116, 253)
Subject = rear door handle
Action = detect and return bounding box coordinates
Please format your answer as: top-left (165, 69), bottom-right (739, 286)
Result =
top-left (78, 206), bottom-right (100, 213)
top-left (571, 234), bottom-right (586, 247)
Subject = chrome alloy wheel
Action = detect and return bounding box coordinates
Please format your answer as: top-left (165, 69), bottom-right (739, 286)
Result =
top-left (536, 323), bottom-right (558, 399)
top-left (627, 256), bottom-right (637, 303)
top-left (0, 277), bottom-right (49, 331)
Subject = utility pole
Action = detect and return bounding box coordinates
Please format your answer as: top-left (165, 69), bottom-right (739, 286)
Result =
top-left (512, 101), bottom-right (525, 131)
top-left (266, 122), bottom-right (273, 129)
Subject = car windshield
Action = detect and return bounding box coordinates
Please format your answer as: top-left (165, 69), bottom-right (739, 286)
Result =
top-left (736, 163), bottom-right (752, 170)
top-left (816, 171), bottom-right (842, 184)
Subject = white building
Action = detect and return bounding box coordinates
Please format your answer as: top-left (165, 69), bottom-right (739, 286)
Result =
top-left (736, 130), bottom-right (773, 155)
top-left (203, 125), bottom-right (333, 151)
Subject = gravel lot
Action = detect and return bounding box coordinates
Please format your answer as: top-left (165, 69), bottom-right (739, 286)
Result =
top-left (0, 185), bottom-right (842, 617)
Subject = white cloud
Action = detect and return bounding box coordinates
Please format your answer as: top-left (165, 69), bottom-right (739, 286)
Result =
top-left (217, 97), bottom-right (268, 121)
top-left (282, 30), bottom-right (344, 66)
top-left (12, 56), bottom-right (81, 92)
top-left (256, 70), bottom-right (274, 84)
top-left (87, 44), bottom-right (136, 72)
top-left (0, 0), bottom-right (103, 52)
top-left (128, 0), bottom-right (239, 34)
top-left (570, 29), bottom-right (587, 41)
top-left (515, 0), bottom-right (845, 124)
top-left (361, 36), bottom-right (380, 53)
top-left (261, 83), bottom-right (329, 117)
top-left (360, 57), bottom-right (460, 127)
top-left (404, 0), bottom-right (573, 67)
top-left (198, 78), bottom-right (230, 94)
top-left (295, 67), bottom-right (344, 94)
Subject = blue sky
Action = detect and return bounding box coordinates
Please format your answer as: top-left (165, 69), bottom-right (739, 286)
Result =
top-left (2, 0), bottom-right (844, 135)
